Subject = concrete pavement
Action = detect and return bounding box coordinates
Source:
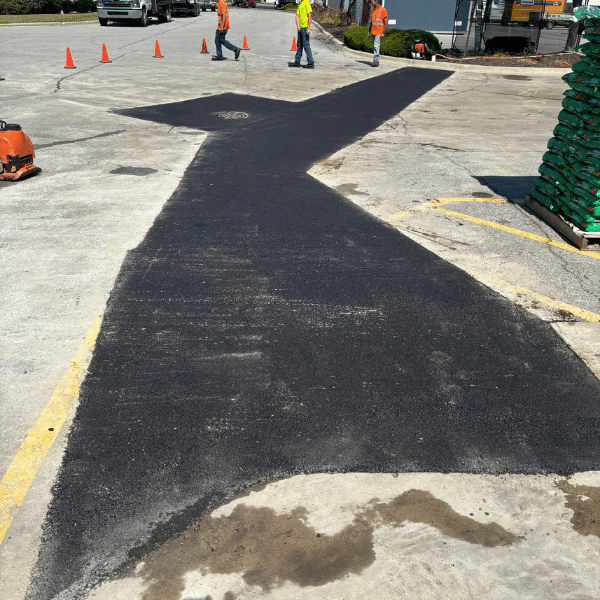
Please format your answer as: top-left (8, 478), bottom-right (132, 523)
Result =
top-left (1, 10), bottom-right (599, 600)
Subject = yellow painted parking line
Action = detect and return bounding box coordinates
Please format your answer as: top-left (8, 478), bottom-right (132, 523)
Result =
top-left (463, 268), bottom-right (600, 322)
top-left (436, 207), bottom-right (600, 260)
top-left (497, 280), bottom-right (600, 323)
top-left (387, 197), bottom-right (507, 223)
top-left (387, 197), bottom-right (600, 260)
top-left (388, 198), bottom-right (600, 322)
top-left (0, 316), bottom-right (101, 545)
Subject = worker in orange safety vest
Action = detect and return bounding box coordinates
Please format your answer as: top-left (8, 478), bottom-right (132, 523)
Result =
top-left (369, 0), bottom-right (388, 67)
top-left (213, 0), bottom-right (241, 61)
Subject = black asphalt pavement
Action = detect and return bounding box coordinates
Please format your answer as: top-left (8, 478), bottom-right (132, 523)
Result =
top-left (29, 68), bottom-right (600, 599)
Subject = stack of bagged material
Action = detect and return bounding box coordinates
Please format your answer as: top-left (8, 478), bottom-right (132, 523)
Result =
top-left (530, 5), bottom-right (600, 233)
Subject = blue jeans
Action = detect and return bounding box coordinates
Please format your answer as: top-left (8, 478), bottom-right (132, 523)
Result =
top-left (373, 35), bottom-right (381, 62)
top-left (215, 30), bottom-right (237, 58)
top-left (294, 27), bottom-right (314, 65)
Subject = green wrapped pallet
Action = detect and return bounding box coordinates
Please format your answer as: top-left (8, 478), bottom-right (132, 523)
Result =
top-left (526, 4), bottom-right (600, 234)
top-left (564, 89), bottom-right (591, 103)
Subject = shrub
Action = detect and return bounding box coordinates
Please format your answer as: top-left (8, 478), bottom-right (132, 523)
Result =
top-left (344, 25), bottom-right (373, 52)
top-left (73, 0), bottom-right (95, 11)
top-left (282, 3), bottom-right (296, 9)
top-left (40, 0), bottom-right (62, 12)
top-left (311, 4), bottom-right (348, 26)
top-left (344, 26), bottom-right (440, 58)
top-left (0, 0), bottom-right (40, 14)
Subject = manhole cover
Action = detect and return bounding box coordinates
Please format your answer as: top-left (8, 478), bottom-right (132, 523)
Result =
top-left (503, 75), bottom-right (532, 81)
top-left (213, 111), bottom-right (249, 119)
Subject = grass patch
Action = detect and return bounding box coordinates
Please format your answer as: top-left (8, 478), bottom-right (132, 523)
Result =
top-left (0, 13), bottom-right (97, 24)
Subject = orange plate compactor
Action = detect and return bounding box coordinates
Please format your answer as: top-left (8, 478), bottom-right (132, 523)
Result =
top-left (0, 120), bottom-right (37, 181)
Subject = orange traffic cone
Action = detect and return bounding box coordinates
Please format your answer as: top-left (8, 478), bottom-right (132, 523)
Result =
top-left (201, 38), bottom-right (208, 54)
top-left (291, 37), bottom-right (297, 51)
top-left (100, 44), bottom-right (111, 63)
top-left (154, 40), bottom-right (163, 58)
top-left (242, 35), bottom-right (249, 50)
top-left (65, 47), bottom-right (76, 69)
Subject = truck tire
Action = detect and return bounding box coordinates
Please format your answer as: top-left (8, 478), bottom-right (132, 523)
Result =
top-left (158, 5), bottom-right (172, 21)
top-left (99, 17), bottom-right (108, 25)
top-left (545, 20), bottom-right (554, 29)
top-left (139, 7), bottom-right (148, 26)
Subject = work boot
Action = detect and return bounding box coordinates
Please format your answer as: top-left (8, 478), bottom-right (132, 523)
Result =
top-left (302, 63), bottom-right (314, 69)
top-left (234, 48), bottom-right (241, 60)
top-left (371, 60), bottom-right (379, 67)
top-left (212, 56), bottom-right (226, 61)
top-left (288, 62), bottom-right (301, 67)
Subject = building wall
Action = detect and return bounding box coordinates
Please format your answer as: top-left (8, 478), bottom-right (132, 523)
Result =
top-left (327, 0), bottom-right (458, 33)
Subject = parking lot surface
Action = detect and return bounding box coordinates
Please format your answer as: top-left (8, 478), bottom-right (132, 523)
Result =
top-left (1, 11), bottom-right (600, 600)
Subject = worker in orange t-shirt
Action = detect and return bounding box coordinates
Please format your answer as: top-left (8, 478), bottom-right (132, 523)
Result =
top-left (369, 0), bottom-right (388, 67)
top-left (213, 0), bottom-right (241, 62)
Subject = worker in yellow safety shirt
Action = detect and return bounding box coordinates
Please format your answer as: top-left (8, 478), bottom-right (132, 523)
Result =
top-left (369, 0), bottom-right (388, 67)
top-left (213, 0), bottom-right (241, 61)
top-left (289, 0), bottom-right (314, 69)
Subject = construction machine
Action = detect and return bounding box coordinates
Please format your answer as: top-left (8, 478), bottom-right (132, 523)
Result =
top-left (0, 120), bottom-right (37, 182)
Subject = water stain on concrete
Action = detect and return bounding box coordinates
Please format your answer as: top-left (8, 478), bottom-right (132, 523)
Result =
top-left (335, 183), bottom-right (369, 197)
top-left (124, 488), bottom-right (521, 600)
top-left (361, 490), bottom-right (523, 548)
top-left (557, 479), bottom-right (600, 537)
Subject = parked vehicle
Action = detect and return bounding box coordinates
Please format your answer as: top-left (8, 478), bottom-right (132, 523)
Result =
top-left (199, 0), bottom-right (217, 11)
top-left (231, 0), bottom-right (256, 6)
top-left (529, 10), bottom-right (573, 29)
top-left (97, 0), bottom-right (174, 26)
top-left (498, 0), bottom-right (568, 25)
top-left (172, 0), bottom-right (200, 16)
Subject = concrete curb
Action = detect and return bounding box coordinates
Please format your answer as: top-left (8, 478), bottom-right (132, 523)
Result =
top-left (313, 21), bottom-right (572, 76)
top-left (0, 20), bottom-right (97, 26)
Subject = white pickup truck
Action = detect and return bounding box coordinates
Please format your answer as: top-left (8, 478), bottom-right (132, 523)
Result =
top-left (534, 10), bottom-right (574, 28)
top-left (97, 0), bottom-right (177, 26)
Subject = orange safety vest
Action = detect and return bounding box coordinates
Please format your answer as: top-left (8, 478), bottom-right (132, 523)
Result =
top-left (217, 0), bottom-right (230, 31)
top-left (371, 6), bottom-right (387, 36)
top-left (415, 43), bottom-right (426, 53)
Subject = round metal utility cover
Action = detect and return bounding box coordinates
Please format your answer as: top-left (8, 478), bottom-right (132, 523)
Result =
top-left (213, 111), bottom-right (249, 119)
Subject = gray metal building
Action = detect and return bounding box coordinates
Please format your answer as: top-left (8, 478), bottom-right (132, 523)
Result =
top-left (329, 0), bottom-right (459, 33)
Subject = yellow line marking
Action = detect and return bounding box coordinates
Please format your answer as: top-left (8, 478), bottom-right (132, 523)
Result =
top-left (388, 198), bottom-right (600, 322)
top-left (436, 208), bottom-right (600, 259)
top-left (387, 197), bottom-right (600, 260)
top-left (0, 316), bottom-right (102, 545)
top-left (387, 197), bottom-right (508, 223)
top-left (497, 280), bottom-right (600, 322)
top-left (463, 268), bottom-right (600, 322)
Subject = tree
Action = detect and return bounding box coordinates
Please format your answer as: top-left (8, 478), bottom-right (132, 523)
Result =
top-left (344, 0), bottom-right (356, 25)
top-left (565, 0), bottom-right (583, 52)
top-left (0, 0), bottom-right (42, 13)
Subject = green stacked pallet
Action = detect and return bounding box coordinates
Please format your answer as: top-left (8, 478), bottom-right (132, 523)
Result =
top-left (530, 6), bottom-right (600, 233)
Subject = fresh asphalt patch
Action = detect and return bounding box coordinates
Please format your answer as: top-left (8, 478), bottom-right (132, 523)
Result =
top-left (28, 68), bottom-right (600, 599)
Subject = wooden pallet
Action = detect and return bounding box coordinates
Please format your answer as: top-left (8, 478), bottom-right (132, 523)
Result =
top-left (524, 195), bottom-right (600, 252)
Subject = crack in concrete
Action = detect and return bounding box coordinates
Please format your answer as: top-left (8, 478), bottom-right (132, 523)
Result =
top-left (36, 130), bottom-right (126, 149)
